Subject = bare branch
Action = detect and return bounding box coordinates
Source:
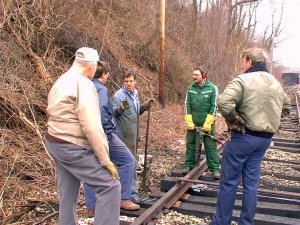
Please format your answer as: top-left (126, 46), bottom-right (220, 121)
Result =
top-left (233, 0), bottom-right (259, 9)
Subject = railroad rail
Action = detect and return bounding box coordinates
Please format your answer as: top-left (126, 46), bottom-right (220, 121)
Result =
top-left (130, 145), bottom-right (224, 225)
top-left (122, 86), bottom-right (300, 225)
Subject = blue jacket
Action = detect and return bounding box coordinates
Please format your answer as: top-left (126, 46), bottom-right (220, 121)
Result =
top-left (92, 79), bottom-right (116, 139)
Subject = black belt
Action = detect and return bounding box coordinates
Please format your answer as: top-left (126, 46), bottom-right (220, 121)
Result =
top-left (245, 128), bottom-right (273, 138)
top-left (45, 132), bottom-right (71, 144)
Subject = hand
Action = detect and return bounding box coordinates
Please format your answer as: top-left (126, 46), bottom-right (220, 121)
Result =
top-left (203, 114), bottom-right (216, 134)
top-left (146, 99), bottom-right (154, 109)
top-left (104, 162), bottom-right (119, 180)
top-left (227, 115), bottom-right (245, 132)
top-left (141, 99), bottom-right (154, 111)
top-left (117, 100), bottom-right (130, 114)
top-left (120, 100), bottom-right (130, 110)
top-left (184, 114), bottom-right (195, 130)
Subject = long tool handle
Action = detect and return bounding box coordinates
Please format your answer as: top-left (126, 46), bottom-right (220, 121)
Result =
top-left (195, 126), bottom-right (203, 166)
top-left (141, 102), bottom-right (152, 191)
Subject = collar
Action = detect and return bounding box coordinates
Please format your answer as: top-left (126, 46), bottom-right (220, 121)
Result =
top-left (193, 79), bottom-right (208, 88)
top-left (245, 63), bottom-right (268, 74)
top-left (122, 86), bottom-right (137, 96)
top-left (92, 78), bottom-right (105, 86)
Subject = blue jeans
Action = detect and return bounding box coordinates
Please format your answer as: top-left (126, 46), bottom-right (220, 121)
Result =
top-left (84, 133), bottom-right (135, 210)
top-left (211, 131), bottom-right (271, 225)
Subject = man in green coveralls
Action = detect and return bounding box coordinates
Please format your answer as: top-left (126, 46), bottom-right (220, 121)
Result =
top-left (183, 66), bottom-right (220, 179)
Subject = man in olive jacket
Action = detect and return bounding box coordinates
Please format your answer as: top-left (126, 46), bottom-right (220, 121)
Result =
top-left (184, 66), bottom-right (220, 178)
top-left (211, 47), bottom-right (291, 225)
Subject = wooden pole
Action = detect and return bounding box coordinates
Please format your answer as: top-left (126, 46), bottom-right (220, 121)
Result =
top-left (141, 102), bottom-right (153, 191)
top-left (159, 0), bottom-right (166, 107)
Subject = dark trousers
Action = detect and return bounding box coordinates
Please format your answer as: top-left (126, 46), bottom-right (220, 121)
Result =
top-left (211, 131), bottom-right (271, 225)
top-left (84, 133), bottom-right (135, 209)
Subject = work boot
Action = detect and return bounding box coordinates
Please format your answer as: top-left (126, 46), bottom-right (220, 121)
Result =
top-left (120, 200), bottom-right (140, 211)
top-left (213, 172), bottom-right (221, 179)
top-left (87, 208), bottom-right (95, 218)
top-left (182, 167), bottom-right (191, 174)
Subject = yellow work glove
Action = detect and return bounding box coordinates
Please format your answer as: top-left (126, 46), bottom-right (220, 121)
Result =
top-left (184, 114), bottom-right (195, 130)
top-left (203, 114), bottom-right (216, 134)
top-left (104, 162), bottom-right (120, 180)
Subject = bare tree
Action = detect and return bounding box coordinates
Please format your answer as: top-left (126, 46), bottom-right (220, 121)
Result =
top-left (226, 0), bottom-right (259, 42)
top-left (192, 0), bottom-right (198, 31)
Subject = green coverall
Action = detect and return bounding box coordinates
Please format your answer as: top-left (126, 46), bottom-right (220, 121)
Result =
top-left (184, 80), bottom-right (220, 172)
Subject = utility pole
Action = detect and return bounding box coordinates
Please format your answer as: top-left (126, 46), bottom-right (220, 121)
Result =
top-left (159, 0), bottom-right (166, 107)
top-left (269, 0), bottom-right (275, 74)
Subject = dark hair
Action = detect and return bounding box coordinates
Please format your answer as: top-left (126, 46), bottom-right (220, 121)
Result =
top-left (193, 65), bottom-right (207, 75)
top-left (122, 70), bottom-right (136, 80)
top-left (94, 61), bottom-right (111, 79)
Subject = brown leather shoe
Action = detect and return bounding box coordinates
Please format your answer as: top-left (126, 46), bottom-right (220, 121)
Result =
top-left (120, 200), bottom-right (140, 211)
top-left (213, 172), bottom-right (221, 179)
top-left (87, 208), bottom-right (95, 218)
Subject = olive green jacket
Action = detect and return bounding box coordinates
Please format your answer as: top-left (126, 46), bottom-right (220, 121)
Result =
top-left (217, 71), bottom-right (291, 133)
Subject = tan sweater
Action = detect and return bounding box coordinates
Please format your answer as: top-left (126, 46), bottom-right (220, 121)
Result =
top-left (47, 67), bottom-right (110, 166)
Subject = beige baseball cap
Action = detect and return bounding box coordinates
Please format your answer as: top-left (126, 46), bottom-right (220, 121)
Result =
top-left (75, 47), bottom-right (100, 62)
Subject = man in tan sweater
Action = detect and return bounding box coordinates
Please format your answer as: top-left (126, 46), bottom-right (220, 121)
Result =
top-left (45, 47), bottom-right (121, 225)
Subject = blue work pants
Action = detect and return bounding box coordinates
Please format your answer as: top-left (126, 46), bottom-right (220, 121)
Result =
top-left (211, 131), bottom-right (271, 225)
top-left (84, 133), bottom-right (135, 210)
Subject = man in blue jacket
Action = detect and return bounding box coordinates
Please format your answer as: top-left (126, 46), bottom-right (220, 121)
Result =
top-left (83, 62), bottom-right (140, 217)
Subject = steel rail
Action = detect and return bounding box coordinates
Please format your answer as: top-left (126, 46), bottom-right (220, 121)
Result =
top-left (294, 89), bottom-right (300, 138)
top-left (177, 178), bottom-right (300, 199)
top-left (131, 145), bottom-right (223, 225)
